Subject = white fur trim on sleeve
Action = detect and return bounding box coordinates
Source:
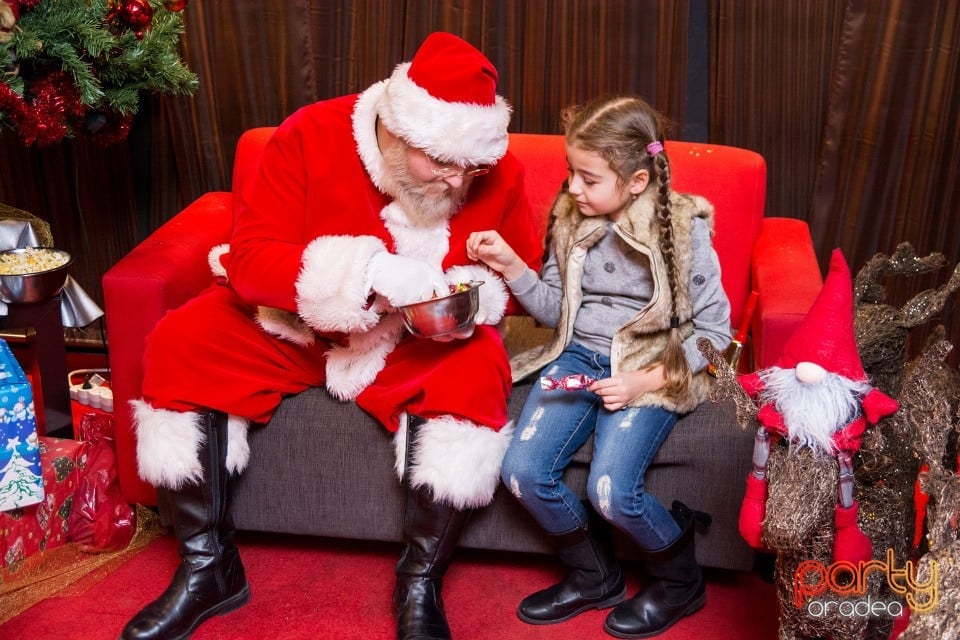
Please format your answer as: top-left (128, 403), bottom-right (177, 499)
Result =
top-left (444, 264), bottom-right (508, 325)
top-left (296, 235), bottom-right (387, 333)
top-left (132, 400), bottom-right (204, 490)
top-left (397, 415), bottom-right (515, 510)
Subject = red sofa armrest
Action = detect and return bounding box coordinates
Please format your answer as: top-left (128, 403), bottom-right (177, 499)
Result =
top-left (749, 217), bottom-right (823, 370)
top-left (103, 192), bottom-right (233, 505)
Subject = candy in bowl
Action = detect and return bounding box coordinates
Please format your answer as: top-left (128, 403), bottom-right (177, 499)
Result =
top-left (397, 281), bottom-right (483, 338)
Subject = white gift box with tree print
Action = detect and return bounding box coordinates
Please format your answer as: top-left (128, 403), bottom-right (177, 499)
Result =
top-left (0, 339), bottom-right (43, 512)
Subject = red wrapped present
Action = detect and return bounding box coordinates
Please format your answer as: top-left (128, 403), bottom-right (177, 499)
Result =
top-left (0, 436), bottom-right (87, 576)
top-left (69, 411), bottom-right (136, 551)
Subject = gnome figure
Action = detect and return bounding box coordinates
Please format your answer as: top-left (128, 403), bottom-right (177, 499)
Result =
top-left (732, 250), bottom-right (899, 640)
top-left (737, 249), bottom-right (899, 562)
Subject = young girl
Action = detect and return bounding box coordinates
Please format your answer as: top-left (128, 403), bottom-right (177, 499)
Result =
top-left (466, 96), bottom-right (731, 638)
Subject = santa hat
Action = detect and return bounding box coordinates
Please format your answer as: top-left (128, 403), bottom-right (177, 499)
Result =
top-left (377, 32), bottom-right (512, 166)
top-left (775, 249), bottom-right (866, 381)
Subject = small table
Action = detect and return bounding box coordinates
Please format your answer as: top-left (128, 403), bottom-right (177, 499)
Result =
top-left (0, 294), bottom-right (72, 436)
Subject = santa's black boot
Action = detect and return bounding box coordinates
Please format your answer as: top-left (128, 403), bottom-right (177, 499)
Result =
top-left (603, 501), bottom-right (711, 639)
top-left (517, 510), bottom-right (625, 624)
top-left (393, 415), bottom-right (473, 640)
top-left (120, 411), bottom-right (250, 640)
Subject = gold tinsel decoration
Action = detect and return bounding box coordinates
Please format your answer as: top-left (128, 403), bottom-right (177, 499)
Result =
top-left (853, 245), bottom-right (960, 640)
top-left (898, 341), bottom-right (960, 639)
top-left (0, 505), bottom-right (165, 624)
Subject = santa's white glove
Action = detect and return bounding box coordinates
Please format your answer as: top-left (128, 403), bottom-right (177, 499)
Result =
top-left (369, 252), bottom-right (448, 307)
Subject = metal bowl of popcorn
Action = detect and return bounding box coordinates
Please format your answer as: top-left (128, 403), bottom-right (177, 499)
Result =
top-left (397, 281), bottom-right (483, 338)
top-left (0, 247), bottom-right (73, 304)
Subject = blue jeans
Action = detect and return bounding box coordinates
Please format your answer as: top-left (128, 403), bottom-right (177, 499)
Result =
top-left (501, 342), bottom-right (681, 550)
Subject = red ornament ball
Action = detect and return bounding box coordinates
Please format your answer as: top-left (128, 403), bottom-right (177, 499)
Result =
top-left (164, 0), bottom-right (188, 11)
top-left (119, 0), bottom-right (153, 31)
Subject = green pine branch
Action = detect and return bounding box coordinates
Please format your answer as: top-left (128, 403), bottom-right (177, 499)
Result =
top-left (1, 0), bottom-right (198, 141)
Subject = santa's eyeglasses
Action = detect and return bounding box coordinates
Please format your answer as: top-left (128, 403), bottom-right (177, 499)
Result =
top-left (425, 154), bottom-right (490, 179)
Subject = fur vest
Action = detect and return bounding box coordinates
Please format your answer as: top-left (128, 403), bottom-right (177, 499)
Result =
top-left (511, 188), bottom-right (715, 414)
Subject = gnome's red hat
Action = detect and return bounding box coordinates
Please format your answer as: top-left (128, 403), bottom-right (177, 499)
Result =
top-left (775, 249), bottom-right (866, 381)
top-left (773, 249), bottom-right (898, 429)
top-left (378, 32), bottom-right (512, 166)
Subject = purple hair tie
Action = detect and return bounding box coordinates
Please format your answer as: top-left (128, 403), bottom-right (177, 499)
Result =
top-left (647, 140), bottom-right (664, 158)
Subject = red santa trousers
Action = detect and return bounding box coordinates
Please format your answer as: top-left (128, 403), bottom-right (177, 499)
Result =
top-left (140, 284), bottom-right (510, 431)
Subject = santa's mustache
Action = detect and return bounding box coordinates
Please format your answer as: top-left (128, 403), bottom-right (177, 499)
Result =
top-left (757, 366), bottom-right (872, 455)
top-left (379, 141), bottom-right (466, 223)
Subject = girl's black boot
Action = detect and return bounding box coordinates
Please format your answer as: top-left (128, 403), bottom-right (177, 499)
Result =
top-left (517, 517), bottom-right (625, 624)
top-left (604, 501), bottom-right (710, 639)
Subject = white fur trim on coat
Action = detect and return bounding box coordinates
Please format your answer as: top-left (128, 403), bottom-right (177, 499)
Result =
top-left (132, 400), bottom-right (205, 490)
top-left (393, 414), bottom-right (515, 510)
top-left (256, 306), bottom-right (316, 347)
top-left (296, 235), bottom-right (387, 333)
top-left (208, 244), bottom-right (230, 280)
top-left (380, 201), bottom-right (449, 266)
top-left (353, 81), bottom-right (389, 190)
top-left (377, 62), bottom-right (511, 166)
top-left (443, 264), bottom-right (508, 325)
top-left (324, 314), bottom-right (406, 401)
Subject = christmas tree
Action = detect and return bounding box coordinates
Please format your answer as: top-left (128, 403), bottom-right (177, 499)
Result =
top-left (0, 437), bottom-right (43, 511)
top-left (0, 0), bottom-right (197, 146)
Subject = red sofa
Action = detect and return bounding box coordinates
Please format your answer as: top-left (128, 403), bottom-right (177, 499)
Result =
top-left (103, 129), bottom-right (823, 571)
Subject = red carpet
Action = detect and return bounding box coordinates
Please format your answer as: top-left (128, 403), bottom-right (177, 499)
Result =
top-left (1, 531), bottom-right (780, 639)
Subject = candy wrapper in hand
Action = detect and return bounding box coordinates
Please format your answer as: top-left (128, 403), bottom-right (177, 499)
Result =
top-left (540, 374), bottom-right (596, 391)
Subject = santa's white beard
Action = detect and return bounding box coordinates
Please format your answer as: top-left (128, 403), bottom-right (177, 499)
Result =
top-left (380, 142), bottom-right (466, 225)
top-left (758, 366), bottom-right (872, 455)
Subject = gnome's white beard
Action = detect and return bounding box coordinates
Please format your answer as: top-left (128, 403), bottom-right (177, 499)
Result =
top-left (758, 367), bottom-right (872, 455)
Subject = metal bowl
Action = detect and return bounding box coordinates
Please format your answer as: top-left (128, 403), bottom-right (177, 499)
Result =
top-left (0, 247), bottom-right (73, 304)
top-left (397, 281), bottom-right (483, 338)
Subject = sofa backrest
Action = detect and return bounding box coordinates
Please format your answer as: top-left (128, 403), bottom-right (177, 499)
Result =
top-left (662, 140), bottom-right (766, 330)
top-left (232, 127), bottom-right (766, 328)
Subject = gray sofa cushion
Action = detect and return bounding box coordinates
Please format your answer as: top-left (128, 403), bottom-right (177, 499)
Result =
top-left (231, 379), bottom-right (756, 571)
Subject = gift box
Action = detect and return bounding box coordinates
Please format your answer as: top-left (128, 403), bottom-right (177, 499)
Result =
top-left (0, 338), bottom-right (42, 512)
top-left (0, 437), bottom-right (87, 575)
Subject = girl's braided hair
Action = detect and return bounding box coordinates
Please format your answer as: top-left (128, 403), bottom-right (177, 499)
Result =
top-left (559, 96), bottom-right (691, 399)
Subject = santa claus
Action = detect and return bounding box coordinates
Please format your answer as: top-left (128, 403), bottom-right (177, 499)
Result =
top-left (120, 32), bottom-right (543, 640)
top-left (737, 249), bottom-right (898, 564)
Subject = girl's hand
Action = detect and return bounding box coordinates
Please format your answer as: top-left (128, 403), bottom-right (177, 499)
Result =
top-left (466, 230), bottom-right (526, 281)
top-left (589, 365), bottom-right (667, 411)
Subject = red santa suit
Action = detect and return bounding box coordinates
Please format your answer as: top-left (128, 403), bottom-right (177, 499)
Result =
top-left (134, 41), bottom-right (543, 509)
